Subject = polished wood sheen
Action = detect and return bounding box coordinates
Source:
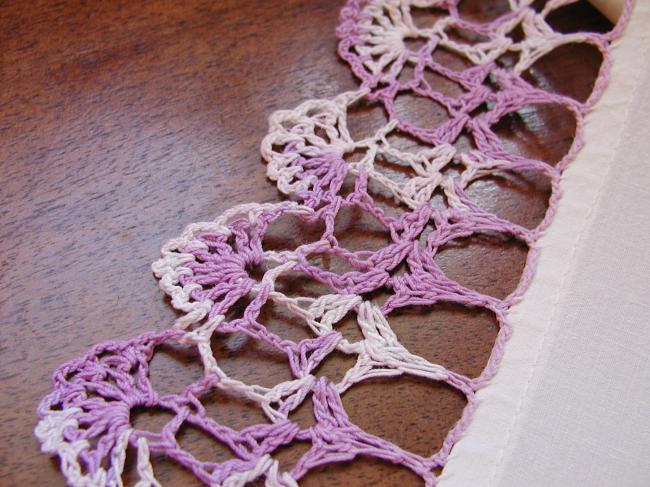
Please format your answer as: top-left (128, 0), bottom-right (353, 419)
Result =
top-left (0, 1), bottom-right (611, 485)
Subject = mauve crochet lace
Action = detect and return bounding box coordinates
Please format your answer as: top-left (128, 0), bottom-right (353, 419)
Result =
top-left (35, 1), bottom-right (632, 485)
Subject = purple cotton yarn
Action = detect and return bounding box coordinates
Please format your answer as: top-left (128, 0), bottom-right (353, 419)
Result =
top-left (36, 1), bottom-right (634, 485)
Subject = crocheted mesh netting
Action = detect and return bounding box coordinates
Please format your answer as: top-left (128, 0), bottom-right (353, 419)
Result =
top-left (35, 1), bottom-right (631, 485)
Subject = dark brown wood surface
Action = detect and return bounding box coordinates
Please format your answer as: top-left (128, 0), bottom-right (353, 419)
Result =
top-left (0, 1), bottom-right (610, 485)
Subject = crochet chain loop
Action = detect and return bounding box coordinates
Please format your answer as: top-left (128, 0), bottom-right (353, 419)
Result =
top-left (35, 1), bottom-right (633, 485)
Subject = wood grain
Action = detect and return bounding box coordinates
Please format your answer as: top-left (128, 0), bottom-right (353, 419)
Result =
top-left (0, 1), bottom-right (610, 485)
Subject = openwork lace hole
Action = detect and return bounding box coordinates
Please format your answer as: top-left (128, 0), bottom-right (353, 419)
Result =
top-left (505, 22), bottom-right (526, 43)
top-left (258, 299), bottom-right (315, 343)
top-left (333, 205), bottom-right (392, 253)
top-left (261, 212), bottom-right (325, 251)
top-left (452, 129), bottom-right (477, 153)
top-left (288, 393), bottom-right (317, 430)
top-left (434, 232), bottom-right (529, 299)
top-left (457, 0), bottom-right (511, 23)
top-left (386, 128), bottom-right (434, 153)
top-left (299, 456), bottom-right (425, 487)
top-left (148, 342), bottom-right (203, 396)
top-left (335, 310), bottom-right (365, 343)
top-left (362, 286), bottom-right (395, 310)
top-left (393, 92), bottom-right (451, 132)
top-left (397, 62), bottom-right (417, 85)
top-left (274, 270), bottom-right (336, 298)
top-left (544, 0), bottom-right (614, 34)
top-left (176, 423), bottom-right (236, 465)
top-left (431, 47), bottom-right (474, 71)
top-left (373, 153), bottom-right (419, 184)
top-left (271, 440), bottom-right (312, 475)
top-left (307, 252), bottom-right (359, 275)
top-left (403, 35), bottom-right (428, 53)
top-left (199, 387), bottom-right (269, 430)
top-left (388, 302), bottom-right (499, 378)
top-left (411, 6), bottom-right (448, 29)
top-left (125, 450), bottom-right (204, 487)
top-left (210, 331), bottom-right (293, 388)
top-left (342, 375), bottom-right (468, 457)
top-left (465, 169), bottom-right (553, 229)
top-left (491, 103), bottom-right (576, 165)
top-left (130, 406), bottom-right (175, 435)
top-left (422, 68), bottom-right (466, 98)
top-left (312, 350), bottom-right (358, 384)
top-left (347, 98), bottom-right (389, 140)
top-left (522, 43), bottom-right (603, 103)
top-left (445, 25), bottom-right (489, 45)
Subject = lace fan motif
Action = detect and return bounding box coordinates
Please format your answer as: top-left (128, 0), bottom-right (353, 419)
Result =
top-left (35, 1), bottom-right (630, 485)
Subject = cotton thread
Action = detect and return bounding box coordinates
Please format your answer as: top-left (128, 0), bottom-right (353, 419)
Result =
top-left (35, 1), bottom-right (631, 485)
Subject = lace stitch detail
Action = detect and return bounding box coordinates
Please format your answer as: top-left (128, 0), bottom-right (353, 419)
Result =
top-left (35, 1), bottom-right (633, 485)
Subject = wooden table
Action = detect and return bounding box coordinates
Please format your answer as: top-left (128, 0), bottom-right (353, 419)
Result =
top-left (0, 1), bottom-right (610, 485)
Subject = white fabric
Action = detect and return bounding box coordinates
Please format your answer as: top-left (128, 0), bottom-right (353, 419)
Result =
top-left (440, 2), bottom-right (650, 486)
